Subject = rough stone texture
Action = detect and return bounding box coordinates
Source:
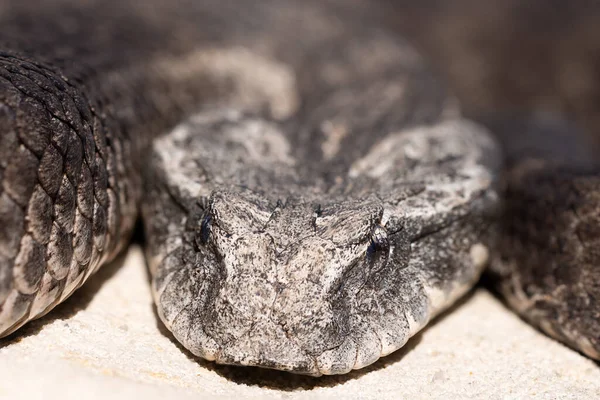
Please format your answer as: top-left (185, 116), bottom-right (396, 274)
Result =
top-left (1, 246), bottom-right (598, 399)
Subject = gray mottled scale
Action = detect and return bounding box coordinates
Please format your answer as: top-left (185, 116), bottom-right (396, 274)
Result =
top-left (3, 145), bottom-right (39, 207)
top-left (13, 235), bottom-right (45, 294)
top-left (27, 185), bottom-right (54, 245)
top-left (0, 193), bottom-right (24, 260)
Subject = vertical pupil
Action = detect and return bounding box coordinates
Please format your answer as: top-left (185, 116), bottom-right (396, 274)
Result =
top-left (200, 214), bottom-right (212, 243)
top-left (367, 225), bottom-right (389, 259)
top-left (367, 240), bottom-right (378, 256)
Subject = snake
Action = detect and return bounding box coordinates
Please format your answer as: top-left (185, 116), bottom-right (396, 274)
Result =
top-left (0, 0), bottom-right (597, 376)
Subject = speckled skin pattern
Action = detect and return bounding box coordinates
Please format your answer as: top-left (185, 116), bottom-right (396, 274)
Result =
top-left (3, 0), bottom-right (595, 376)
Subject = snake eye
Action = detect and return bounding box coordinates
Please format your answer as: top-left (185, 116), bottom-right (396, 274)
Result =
top-left (199, 213), bottom-right (212, 244)
top-left (366, 225), bottom-right (389, 258)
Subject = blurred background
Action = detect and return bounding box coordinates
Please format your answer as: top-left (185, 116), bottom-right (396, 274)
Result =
top-left (379, 0), bottom-right (600, 151)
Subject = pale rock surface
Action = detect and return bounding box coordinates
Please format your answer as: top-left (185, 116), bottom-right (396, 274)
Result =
top-left (0, 246), bottom-right (598, 400)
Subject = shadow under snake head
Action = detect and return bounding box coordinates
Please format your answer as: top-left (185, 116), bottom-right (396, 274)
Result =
top-left (143, 111), bottom-right (500, 376)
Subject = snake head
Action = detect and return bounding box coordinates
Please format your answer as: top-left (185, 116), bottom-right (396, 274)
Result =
top-left (149, 187), bottom-right (415, 375)
top-left (144, 113), bottom-right (499, 376)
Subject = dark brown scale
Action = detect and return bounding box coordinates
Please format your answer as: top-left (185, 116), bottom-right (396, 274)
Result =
top-left (0, 104), bottom-right (18, 170)
top-left (92, 203), bottom-right (108, 252)
top-left (54, 177), bottom-right (76, 232)
top-left (13, 234), bottom-right (45, 294)
top-left (75, 164), bottom-right (94, 221)
top-left (37, 144), bottom-right (63, 198)
top-left (0, 193), bottom-right (24, 259)
top-left (26, 185), bottom-right (53, 244)
top-left (3, 145), bottom-right (39, 207)
top-left (93, 153), bottom-right (109, 208)
top-left (63, 131), bottom-right (83, 185)
top-left (15, 100), bottom-right (51, 157)
top-left (72, 211), bottom-right (94, 266)
top-left (46, 223), bottom-right (73, 279)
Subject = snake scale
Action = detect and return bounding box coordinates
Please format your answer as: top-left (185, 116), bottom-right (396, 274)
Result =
top-left (0, 0), bottom-right (598, 376)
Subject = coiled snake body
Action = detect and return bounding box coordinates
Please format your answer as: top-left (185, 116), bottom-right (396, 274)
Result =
top-left (0, 0), bottom-right (598, 376)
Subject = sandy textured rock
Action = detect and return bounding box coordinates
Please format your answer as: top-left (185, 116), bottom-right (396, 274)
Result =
top-left (0, 246), bottom-right (599, 399)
